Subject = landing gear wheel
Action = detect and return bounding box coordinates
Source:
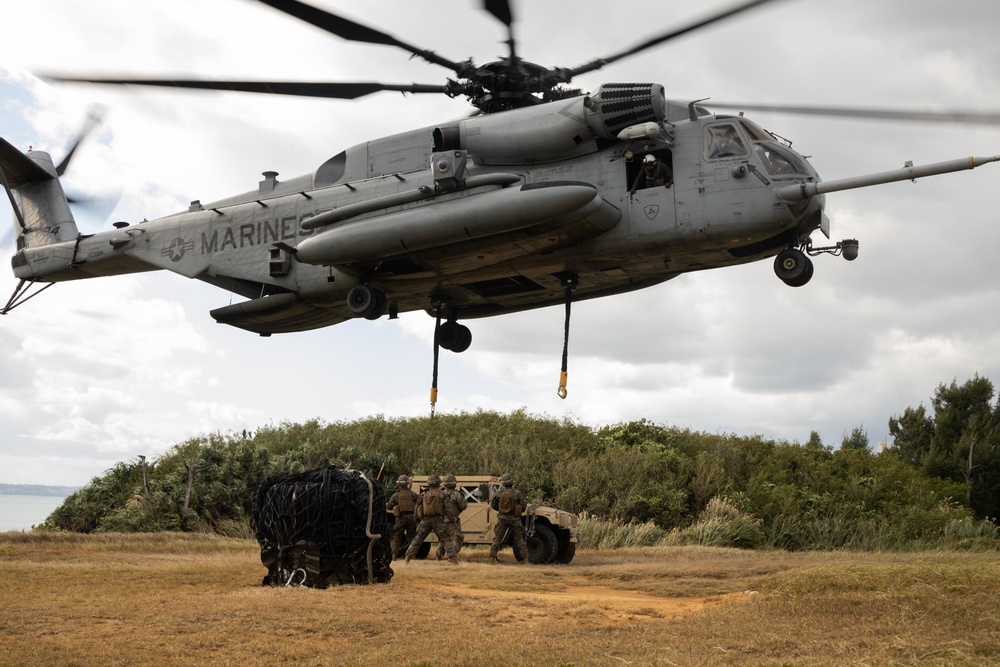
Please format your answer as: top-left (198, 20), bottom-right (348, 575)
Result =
top-left (526, 523), bottom-right (558, 564)
top-left (347, 285), bottom-right (387, 319)
top-left (774, 248), bottom-right (810, 284)
top-left (782, 256), bottom-right (814, 287)
top-left (437, 321), bottom-right (472, 353)
top-left (363, 289), bottom-right (387, 320)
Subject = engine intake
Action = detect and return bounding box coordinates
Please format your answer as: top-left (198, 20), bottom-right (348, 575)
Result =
top-left (434, 83), bottom-right (666, 164)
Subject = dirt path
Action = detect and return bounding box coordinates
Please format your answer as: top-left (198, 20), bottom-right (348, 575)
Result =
top-left (414, 578), bottom-right (753, 620)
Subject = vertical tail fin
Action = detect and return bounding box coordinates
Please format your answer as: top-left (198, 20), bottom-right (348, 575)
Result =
top-left (0, 137), bottom-right (80, 252)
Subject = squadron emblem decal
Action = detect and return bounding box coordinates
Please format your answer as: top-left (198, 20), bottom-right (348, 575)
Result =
top-left (644, 204), bottom-right (659, 220)
top-left (163, 237), bottom-right (194, 262)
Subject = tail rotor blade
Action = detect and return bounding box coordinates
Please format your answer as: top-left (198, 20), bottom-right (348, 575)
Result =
top-left (55, 106), bottom-right (105, 177)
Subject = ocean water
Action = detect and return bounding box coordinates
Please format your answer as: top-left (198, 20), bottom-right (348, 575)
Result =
top-left (0, 494), bottom-right (68, 531)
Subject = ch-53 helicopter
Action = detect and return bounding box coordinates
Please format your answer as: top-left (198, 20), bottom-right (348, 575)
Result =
top-left (2, 0), bottom-right (999, 410)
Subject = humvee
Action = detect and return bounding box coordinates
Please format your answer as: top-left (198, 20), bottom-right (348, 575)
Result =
top-left (403, 475), bottom-right (579, 564)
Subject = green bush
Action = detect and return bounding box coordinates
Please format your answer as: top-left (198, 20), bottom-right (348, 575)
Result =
top-left (577, 516), bottom-right (669, 549)
top-left (673, 496), bottom-right (764, 549)
top-left (37, 412), bottom-right (999, 551)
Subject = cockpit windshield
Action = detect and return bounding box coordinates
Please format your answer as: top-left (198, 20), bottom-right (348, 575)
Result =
top-left (752, 142), bottom-right (807, 176)
top-left (739, 119), bottom-right (774, 142)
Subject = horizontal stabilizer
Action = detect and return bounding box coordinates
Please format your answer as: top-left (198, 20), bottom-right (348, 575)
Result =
top-left (0, 138), bottom-right (55, 187)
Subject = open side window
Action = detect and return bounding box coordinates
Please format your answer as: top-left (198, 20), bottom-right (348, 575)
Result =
top-left (626, 148), bottom-right (674, 194)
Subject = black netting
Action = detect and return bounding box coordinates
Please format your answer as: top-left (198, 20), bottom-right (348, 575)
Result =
top-left (251, 466), bottom-right (393, 587)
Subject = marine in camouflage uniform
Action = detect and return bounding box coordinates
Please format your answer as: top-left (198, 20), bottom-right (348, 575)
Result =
top-left (386, 474), bottom-right (419, 558)
top-left (404, 474), bottom-right (457, 562)
top-left (437, 474), bottom-right (468, 560)
top-left (490, 473), bottom-right (528, 563)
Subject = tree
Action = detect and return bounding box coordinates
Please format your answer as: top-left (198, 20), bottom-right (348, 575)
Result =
top-left (890, 376), bottom-right (1000, 519)
top-left (928, 377), bottom-right (995, 481)
top-left (888, 404), bottom-right (934, 466)
top-left (805, 431), bottom-right (826, 450)
top-left (841, 425), bottom-right (869, 452)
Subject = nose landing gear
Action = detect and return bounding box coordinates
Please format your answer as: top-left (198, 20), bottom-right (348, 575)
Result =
top-left (773, 248), bottom-right (814, 287)
top-left (774, 238), bottom-right (859, 287)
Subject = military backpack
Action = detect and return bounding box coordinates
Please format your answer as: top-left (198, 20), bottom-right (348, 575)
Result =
top-left (395, 490), bottom-right (416, 513)
top-left (422, 488), bottom-right (444, 516)
top-left (497, 487), bottom-right (522, 517)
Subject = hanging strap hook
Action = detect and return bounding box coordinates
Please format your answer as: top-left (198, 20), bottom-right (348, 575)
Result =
top-left (555, 272), bottom-right (578, 399)
top-left (430, 301), bottom-right (444, 417)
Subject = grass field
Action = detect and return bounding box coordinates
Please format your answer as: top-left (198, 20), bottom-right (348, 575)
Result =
top-left (1, 532), bottom-right (997, 666)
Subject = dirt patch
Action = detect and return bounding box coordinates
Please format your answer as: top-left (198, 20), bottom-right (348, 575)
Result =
top-left (417, 580), bottom-right (754, 620)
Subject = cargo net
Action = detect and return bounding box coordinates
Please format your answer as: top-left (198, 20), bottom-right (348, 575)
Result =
top-left (251, 466), bottom-right (393, 587)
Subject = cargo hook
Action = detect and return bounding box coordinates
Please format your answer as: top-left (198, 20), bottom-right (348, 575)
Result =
top-left (555, 273), bottom-right (578, 399)
top-left (430, 302), bottom-right (443, 417)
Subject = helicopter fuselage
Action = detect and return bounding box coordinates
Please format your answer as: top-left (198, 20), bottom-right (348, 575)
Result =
top-left (8, 85), bottom-right (834, 336)
top-left (10, 82), bottom-right (994, 340)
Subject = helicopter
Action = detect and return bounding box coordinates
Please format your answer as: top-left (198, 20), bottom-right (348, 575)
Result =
top-left (2, 0), bottom-right (999, 413)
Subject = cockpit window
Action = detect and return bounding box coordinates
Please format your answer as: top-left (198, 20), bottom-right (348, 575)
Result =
top-left (752, 142), bottom-right (806, 176)
top-left (705, 124), bottom-right (749, 160)
top-left (739, 119), bottom-right (774, 141)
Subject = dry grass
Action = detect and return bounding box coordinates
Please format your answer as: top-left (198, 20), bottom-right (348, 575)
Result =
top-left (1, 532), bottom-right (998, 666)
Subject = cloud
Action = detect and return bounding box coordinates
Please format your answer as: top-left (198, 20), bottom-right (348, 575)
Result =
top-left (1, 0), bottom-right (999, 487)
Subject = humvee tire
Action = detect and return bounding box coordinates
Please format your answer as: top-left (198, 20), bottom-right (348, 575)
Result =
top-left (526, 523), bottom-right (558, 564)
top-left (556, 536), bottom-right (576, 564)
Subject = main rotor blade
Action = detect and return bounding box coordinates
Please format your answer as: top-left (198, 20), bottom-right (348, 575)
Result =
top-left (43, 76), bottom-right (449, 100)
top-left (483, 0), bottom-right (517, 65)
top-left (484, 0), bottom-right (513, 26)
top-left (255, 0), bottom-right (470, 76)
top-left (561, 0), bottom-right (784, 80)
top-left (707, 102), bottom-right (1000, 125)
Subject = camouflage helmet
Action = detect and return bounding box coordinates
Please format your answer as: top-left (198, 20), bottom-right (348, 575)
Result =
top-left (500, 473), bottom-right (514, 487)
top-left (427, 474), bottom-right (441, 487)
top-left (443, 474), bottom-right (457, 489)
top-left (396, 475), bottom-right (409, 487)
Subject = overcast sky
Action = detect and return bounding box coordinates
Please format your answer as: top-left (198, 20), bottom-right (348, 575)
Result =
top-left (1, 0), bottom-right (999, 487)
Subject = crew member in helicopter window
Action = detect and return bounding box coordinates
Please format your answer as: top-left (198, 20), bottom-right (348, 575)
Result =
top-left (630, 154), bottom-right (672, 193)
top-left (706, 124), bottom-right (748, 160)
